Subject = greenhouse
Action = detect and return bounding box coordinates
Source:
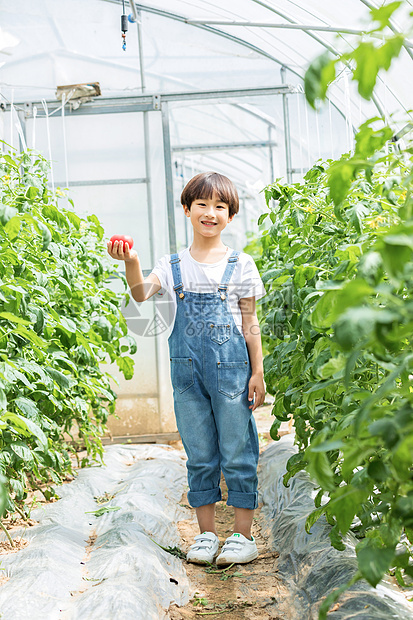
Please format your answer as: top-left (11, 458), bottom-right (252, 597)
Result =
top-left (0, 0), bottom-right (413, 618)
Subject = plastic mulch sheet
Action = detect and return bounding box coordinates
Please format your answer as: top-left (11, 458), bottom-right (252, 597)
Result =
top-left (258, 433), bottom-right (413, 619)
top-left (0, 444), bottom-right (191, 619)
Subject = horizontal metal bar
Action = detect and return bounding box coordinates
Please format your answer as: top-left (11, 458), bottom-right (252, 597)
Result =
top-left (19, 100), bottom-right (156, 118)
top-left (161, 85), bottom-right (294, 100)
top-left (172, 140), bottom-right (277, 152)
top-left (10, 85), bottom-right (296, 117)
top-left (48, 178), bottom-right (147, 188)
top-left (107, 269), bottom-right (152, 278)
top-left (185, 20), bottom-right (368, 35)
top-left (101, 432), bottom-right (180, 445)
top-left (289, 168), bottom-right (309, 174)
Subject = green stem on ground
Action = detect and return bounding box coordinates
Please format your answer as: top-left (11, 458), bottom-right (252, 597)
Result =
top-left (0, 520), bottom-right (15, 547)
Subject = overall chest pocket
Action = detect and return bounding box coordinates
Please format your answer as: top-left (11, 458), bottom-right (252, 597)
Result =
top-left (210, 323), bottom-right (230, 345)
top-left (217, 360), bottom-right (249, 399)
top-left (170, 357), bottom-right (194, 393)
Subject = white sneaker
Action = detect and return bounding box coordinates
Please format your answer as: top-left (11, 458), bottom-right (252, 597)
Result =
top-left (186, 531), bottom-right (220, 564)
top-left (215, 532), bottom-right (258, 566)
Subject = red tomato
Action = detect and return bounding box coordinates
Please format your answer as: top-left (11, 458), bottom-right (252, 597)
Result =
top-left (110, 234), bottom-right (134, 250)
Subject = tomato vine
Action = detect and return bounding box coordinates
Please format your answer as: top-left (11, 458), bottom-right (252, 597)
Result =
top-left (0, 144), bottom-right (135, 518)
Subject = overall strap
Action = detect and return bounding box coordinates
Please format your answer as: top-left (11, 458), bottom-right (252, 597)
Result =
top-left (217, 250), bottom-right (240, 300)
top-left (169, 253), bottom-right (185, 299)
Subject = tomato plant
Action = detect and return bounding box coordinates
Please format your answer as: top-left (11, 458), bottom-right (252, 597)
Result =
top-left (244, 3), bottom-right (413, 615)
top-left (0, 144), bottom-right (136, 518)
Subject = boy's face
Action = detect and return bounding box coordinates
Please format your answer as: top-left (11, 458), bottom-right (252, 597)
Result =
top-left (183, 191), bottom-right (235, 237)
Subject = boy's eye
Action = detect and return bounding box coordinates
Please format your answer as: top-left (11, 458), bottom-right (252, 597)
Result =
top-left (196, 203), bottom-right (226, 209)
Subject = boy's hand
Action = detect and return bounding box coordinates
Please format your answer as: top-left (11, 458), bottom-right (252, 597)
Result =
top-left (248, 373), bottom-right (265, 412)
top-left (107, 240), bottom-right (138, 263)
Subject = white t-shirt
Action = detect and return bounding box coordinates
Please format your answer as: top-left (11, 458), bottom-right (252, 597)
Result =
top-left (150, 246), bottom-right (267, 337)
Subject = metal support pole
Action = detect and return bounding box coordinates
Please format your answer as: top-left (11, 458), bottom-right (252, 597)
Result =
top-left (136, 8), bottom-right (162, 431)
top-left (161, 102), bottom-right (177, 254)
top-left (268, 125), bottom-right (275, 183)
top-left (281, 66), bottom-right (292, 184)
top-left (17, 110), bottom-right (27, 152)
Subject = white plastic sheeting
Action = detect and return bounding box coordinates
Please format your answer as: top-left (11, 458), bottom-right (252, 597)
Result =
top-left (258, 433), bottom-right (413, 619)
top-left (0, 444), bottom-right (192, 620)
top-left (0, 436), bottom-right (412, 618)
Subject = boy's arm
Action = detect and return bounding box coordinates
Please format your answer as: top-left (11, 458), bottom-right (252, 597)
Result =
top-left (107, 240), bottom-right (162, 302)
top-left (239, 296), bottom-right (266, 411)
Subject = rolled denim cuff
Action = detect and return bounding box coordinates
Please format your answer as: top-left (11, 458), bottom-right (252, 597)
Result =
top-left (227, 490), bottom-right (258, 510)
top-left (187, 486), bottom-right (222, 508)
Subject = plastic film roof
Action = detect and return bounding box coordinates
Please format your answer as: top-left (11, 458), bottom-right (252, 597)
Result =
top-left (0, 0), bottom-right (412, 218)
top-left (1, 1), bottom-right (412, 118)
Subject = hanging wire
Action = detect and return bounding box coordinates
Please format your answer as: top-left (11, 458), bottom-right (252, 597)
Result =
top-left (61, 92), bottom-right (69, 189)
top-left (41, 98), bottom-right (54, 192)
top-left (304, 94), bottom-right (311, 170)
top-left (296, 90), bottom-right (304, 176)
top-left (315, 107), bottom-right (321, 161)
top-left (14, 112), bottom-right (27, 152)
top-left (10, 89), bottom-right (14, 150)
top-left (343, 72), bottom-right (353, 153)
top-left (328, 96), bottom-right (334, 160)
top-left (31, 105), bottom-right (37, 151)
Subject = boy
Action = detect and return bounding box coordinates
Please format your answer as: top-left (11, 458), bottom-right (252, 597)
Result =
top-left (107, 171), bottom-right (266, 566)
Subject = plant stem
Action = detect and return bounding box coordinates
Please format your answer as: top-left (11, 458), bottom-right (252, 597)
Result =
top-left (0, 520), bottom-right (15, 547)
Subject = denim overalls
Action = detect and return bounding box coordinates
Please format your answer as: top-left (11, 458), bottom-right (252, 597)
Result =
top-left (168, 249), bottom-right (259, 510)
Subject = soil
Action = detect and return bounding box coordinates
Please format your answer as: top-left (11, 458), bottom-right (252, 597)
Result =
top-left (167, 403), bottom-right (294, 620)
top-left (0, 538), bottom-right (30, 554)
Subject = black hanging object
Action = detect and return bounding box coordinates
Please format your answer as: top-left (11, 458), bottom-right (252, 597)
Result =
top-left (121, 0), bottom-right (128, 50)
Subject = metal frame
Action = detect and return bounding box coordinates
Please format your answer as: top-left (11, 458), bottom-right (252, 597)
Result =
top-left (172, 140), bottom-right (277, 152)
top-left (184, 20), bottom-right (370, 35)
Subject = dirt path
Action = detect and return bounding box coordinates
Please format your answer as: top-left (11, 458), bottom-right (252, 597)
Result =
top-left (168, 405), bottom-right (293, 619)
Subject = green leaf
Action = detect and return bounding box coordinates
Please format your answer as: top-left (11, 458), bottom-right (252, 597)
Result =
top-left (304, 52), bottom-right (337, 109)
top-left (305, 505), bottom-right (327, 534)
top-left (116, 355), bottom-right (135, 380)
top-left (10, 441), bottom-right (34, 465)
top-left (1, 412), bottom-right (47, 450)
top-left (4, 215), bottom-right (22, 240)
top-left (38, 222), bottom-right (52, 250)
top-left (25, 186), bottom-right (39, 201)
top-left (66, 211), bottom-right (81, 230)
top-left (0, 312), bottom-right (31, 326)
top-left (392, 435), bottom-right (413, 482)
top-left (0, 204), bottom-right (18, 226)
top-left (269, 418), bottom-right (281, 440)
top-left (85, 505), bottom-right (121, 517)
top-left (14, 324), bottom-right (46, 348)
top-left (0, 387), bottom-right (7, 414)
top-left (329, 522), bottom-right (346, 551)
top-left (305, 448), bottom-right (336, 491)
top-left (356, 537), bottom-right (395, 587)
top-left (353, 42), bottom-right (380, 100)
top-left (310, 439), bottom-right (345, 452)
top-left (42, 203), bottom-right (69, 229)
top-left (370, 2), bottom-right (402, 29)
top-left (14, 397), bottom-right (40, 419)
top-left (329, 485), bottom-right (368, 535)
top-left (45, 367), bottom-right (77, 390)
top-left (59, 316), bottom-right (77, 333)
top-left (327, 160), bottom-right (359, 206)
top-left (317, 354), bottom-right (347, 379)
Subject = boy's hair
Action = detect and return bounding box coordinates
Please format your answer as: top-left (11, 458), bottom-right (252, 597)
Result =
top-left (180, 172), bottom-right (239, 217)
